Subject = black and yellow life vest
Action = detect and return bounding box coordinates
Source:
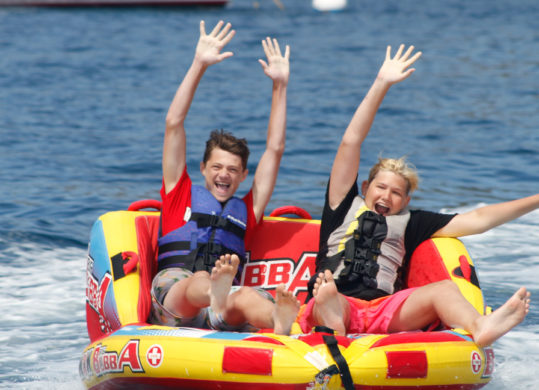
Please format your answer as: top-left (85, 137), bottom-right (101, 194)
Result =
top-left (316, 197), bottom-right (410, 299)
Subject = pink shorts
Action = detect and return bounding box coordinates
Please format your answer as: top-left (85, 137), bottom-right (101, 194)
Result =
top-left (297, 288), bottom-right (417, 334)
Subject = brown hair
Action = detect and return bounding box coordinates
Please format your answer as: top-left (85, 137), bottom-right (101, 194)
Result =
top-left (368, 156), bottom-right (419, 194)
top-left (203, 129), bottom-right (250, 170)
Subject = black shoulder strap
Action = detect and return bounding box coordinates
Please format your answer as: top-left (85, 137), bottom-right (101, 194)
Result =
top-left (316, 250), bottom-right (344, 274)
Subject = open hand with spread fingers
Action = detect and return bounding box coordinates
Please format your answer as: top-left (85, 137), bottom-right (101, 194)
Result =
top-left (377, 44), bottom-right (422, 85)
top-left (258, 37), bottom-right (290, 86)
top-left (194, 20), bottom-right (236, 67)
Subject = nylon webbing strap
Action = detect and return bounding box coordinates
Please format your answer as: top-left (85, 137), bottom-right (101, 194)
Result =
top-left (190, 212), bottom-right (245, 239)
top-left (158, 241), bottom-right (192, 255)
top-left (322, 335), bottom-right (354, 390)
top-left (158, 242), bottom-right (233, 272)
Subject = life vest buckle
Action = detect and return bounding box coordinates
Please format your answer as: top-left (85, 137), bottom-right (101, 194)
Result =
top-left (351, 260), bottom-right (362, 274)
top-left (207, 214), bottom-right (224, 228)
top-left (363, 260), bottom-right (379, 277)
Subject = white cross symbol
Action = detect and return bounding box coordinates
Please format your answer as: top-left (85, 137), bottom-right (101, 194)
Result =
top-left (147, 345), bottom-right (163, 367)
top-left (471, 351), bottom-right (482, 374)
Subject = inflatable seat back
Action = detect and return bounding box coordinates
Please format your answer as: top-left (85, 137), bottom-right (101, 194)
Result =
top-left (243, 210), bottom-right (321, 304)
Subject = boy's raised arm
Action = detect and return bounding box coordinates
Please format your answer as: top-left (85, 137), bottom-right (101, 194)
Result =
top-left (162, 20), bottom-right (236, 194)
top-left (251, 37), bottom-right (290, 222)
top-left (328, 45), bottom-right (422, 209)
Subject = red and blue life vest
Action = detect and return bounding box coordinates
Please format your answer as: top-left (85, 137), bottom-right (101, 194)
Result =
top-left (157, 185), bottom-right (248, 276)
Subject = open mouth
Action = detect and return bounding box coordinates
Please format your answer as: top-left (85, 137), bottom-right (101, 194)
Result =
top-left (374, 204), bottom-right (390, 216)
top-left (215, 182), bottom-right (230, 192)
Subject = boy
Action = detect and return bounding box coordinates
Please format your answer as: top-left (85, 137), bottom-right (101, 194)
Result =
top-left (150, 20), bottom-right (299, 334)
top-left (298, 44), bottom-right (533, 346)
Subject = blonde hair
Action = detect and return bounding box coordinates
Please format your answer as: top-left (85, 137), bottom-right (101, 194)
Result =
top-left (367, 157), bottom-right (419, 194)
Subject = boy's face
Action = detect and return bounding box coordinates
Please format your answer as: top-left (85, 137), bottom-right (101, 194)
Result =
top-left (200, 147), bottom-right (248, 203)
top-left (361, 170), bottom-right (411, 216)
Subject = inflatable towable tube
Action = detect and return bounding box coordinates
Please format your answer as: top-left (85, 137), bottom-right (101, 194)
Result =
top-left (80, 200), bottom-right (494, 389)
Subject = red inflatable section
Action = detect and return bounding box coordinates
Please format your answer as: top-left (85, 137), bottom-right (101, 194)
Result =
top-left (406, 239), bottom-right (451, 288)
top-left (243, 213), bottom-right (320, 303)
top-left (134, 215), bottom-right (160, 323)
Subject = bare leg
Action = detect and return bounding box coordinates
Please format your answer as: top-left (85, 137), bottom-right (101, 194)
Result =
top-left (209, 254), bottom-right (239, 316)
top-left (163, 271), bottom-right (211, 318)
top-left (389, 280), bottom-right (531, 347)
top-left (472, 287), bottom-right (530, 347)
top-left (388, 280), bottom-right (460, 332)
top-left (223, 286), bottom-right (274, 328)
top-left (312, 270), bottom-right (350, 335)
top-left (273, 283), bottom-right (301, 335)
top-left (223, 284), bottom-right (300, 334)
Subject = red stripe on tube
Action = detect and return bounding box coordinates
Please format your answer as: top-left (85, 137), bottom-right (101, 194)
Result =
top-left (222, 347), bottom-right (273, 376)
top-left (386, 350), bottom-right (428, 378)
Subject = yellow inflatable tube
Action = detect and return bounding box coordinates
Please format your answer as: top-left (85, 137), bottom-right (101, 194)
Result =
top-left (81, 204), bottom-right (494, 389)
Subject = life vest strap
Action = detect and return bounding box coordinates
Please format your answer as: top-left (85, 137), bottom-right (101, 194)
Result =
top-left (158, 241), bottom-right (192, 255)
top-left (190, 212), bottom-right (245, 239)
top-left (158, 242), bottom-right (239, 272)
top-left (157, 254), bottom-right (189, 270)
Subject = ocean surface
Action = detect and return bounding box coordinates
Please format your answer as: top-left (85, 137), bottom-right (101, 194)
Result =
top-left (0, 0), bottom-right (538, 388)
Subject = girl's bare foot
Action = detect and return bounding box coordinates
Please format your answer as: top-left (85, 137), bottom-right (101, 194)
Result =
top-left (209, 254), bottom-right (239, 315)
top-left (313, 270), bottom-right (346, 335)
top-left (473, 287), bottom-right (530, 347)
top-left (273, 284), bottom-right (300, 335)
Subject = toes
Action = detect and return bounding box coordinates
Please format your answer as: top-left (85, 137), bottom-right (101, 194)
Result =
top-left (323, 269), bottom-right (333, 281)
top-left (230, 254), bottom-right (240, 266)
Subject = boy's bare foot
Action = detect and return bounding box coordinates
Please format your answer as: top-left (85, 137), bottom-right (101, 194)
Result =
top-left (313, 270), bottom-right (347, 335)
top-left (273, 284), bottom-right (300, 335)
top-left (209, 254), bottom-right (239, 315)
top-left (473, 287), bottom-right (531, 347)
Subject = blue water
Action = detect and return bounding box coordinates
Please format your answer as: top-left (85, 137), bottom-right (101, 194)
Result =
top-left (0, 0), bottom-right (538, 388)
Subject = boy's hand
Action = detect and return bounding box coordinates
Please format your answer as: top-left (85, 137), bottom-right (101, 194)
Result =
top-left (259, 37), bottom-right (290, 86)
top-left (194, 20), bottom-right (236, 67)
top-left (377, 44), bottom-right (422, 85)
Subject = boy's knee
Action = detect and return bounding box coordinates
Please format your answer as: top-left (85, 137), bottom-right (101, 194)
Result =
top-left (235, 286), bottom-right (257, 299)
top-left (232, 287), bottom-right (268, 307)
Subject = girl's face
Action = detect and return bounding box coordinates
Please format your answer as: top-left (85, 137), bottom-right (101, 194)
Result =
top-left (362, 170), bottom-right (410, 216)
